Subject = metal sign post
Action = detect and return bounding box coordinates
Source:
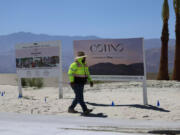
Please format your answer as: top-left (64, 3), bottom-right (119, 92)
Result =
top-left (58, 41), bottom-right (63, 99)
top-left (18, 77), bottom-right (23, 98)
top-left (142, 78), bottom-right (148, 105)
top-left (142, 38), bottom-right (148, 105)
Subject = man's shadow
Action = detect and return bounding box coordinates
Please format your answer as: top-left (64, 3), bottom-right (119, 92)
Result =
top-left (86, 102), bottom-right (170, 112)
top-left (80, 112), bottom-right (108, 118)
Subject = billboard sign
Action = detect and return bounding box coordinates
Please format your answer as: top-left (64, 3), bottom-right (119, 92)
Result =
top-left (16, 40), bottom-right (61, 78)
top-left (74, 38), bottom-right (145, 81)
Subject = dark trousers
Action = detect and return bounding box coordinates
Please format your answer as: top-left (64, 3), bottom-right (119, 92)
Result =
top-left (69, 83), bottom-right (87, 112)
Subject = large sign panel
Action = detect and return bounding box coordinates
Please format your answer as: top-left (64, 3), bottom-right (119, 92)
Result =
top-left (74, 38), bottom-right (145, 81)
top-left (16, 40), bottom-right (61, 78)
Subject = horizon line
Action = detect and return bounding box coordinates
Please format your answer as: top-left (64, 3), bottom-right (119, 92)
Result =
top-left (0, 31), bottom-right (176, 40)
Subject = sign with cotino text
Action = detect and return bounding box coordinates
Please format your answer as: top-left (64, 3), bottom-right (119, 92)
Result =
top-left (74, 38), bottom-right (145, 81)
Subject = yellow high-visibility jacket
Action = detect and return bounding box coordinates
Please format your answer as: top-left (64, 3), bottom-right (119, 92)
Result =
top-left (68, 57), bottom-right (92, 83)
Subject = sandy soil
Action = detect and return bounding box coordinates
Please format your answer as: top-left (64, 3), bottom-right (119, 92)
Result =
top-left (0, 75), bottom-right (180, 121)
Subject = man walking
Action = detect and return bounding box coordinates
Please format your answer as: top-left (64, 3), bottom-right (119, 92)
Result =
top-left (68, 51), bottom-right (93, 115)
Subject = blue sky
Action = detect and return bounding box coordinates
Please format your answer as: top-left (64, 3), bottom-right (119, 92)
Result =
top-left (0, 0), bottom-right (176, 38)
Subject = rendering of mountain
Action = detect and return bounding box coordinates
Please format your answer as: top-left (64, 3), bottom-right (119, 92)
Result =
top-left (89, 62), bottom-right (144, 75)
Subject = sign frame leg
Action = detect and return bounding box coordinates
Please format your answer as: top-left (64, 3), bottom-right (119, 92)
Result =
top-left (142, 38), bottom-right (148, 105)
top-left (142, 78), bottom-right (148, 105)
top-left (18, 77), bottom-right (23, 98)
top-left (58, 41), bottom-right (63, 99)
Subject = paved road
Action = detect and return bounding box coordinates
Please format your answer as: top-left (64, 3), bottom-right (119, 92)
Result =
top-left (0, 112), bottom-right (180, 135)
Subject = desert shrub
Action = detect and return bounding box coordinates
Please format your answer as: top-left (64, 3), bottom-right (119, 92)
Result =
top-left (21, 78), bottom-right (44, 88)
top-left (28, 78), bottom-right (36, 87)
top-left (21, 78), bottom-right (27, 87)
top-left (34, 78), bottom-right (43, 88)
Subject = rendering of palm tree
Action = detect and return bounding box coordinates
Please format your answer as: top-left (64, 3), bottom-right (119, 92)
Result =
top-left (157, 0), bottom-right (170, 80)
top-left (172, 0), bottom-right (180, 81)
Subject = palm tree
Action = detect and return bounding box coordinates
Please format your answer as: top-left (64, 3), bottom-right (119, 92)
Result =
top-left (172, 0), bottom-right (180, 81)
top-left (157, 0), bottom-right (170, 80)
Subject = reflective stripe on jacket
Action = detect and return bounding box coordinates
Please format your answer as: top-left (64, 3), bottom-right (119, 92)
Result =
top-left (68, 57), bottom-right (92, 83)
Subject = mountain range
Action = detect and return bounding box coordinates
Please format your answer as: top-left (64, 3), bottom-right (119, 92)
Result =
top-left (0, 32), bottom-right (176, 73)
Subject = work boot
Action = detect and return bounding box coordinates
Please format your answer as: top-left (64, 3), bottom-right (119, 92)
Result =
top-left (83, 109), bottom-right (93, 115)
top-left (68, 108), bottom-right (78, 113)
